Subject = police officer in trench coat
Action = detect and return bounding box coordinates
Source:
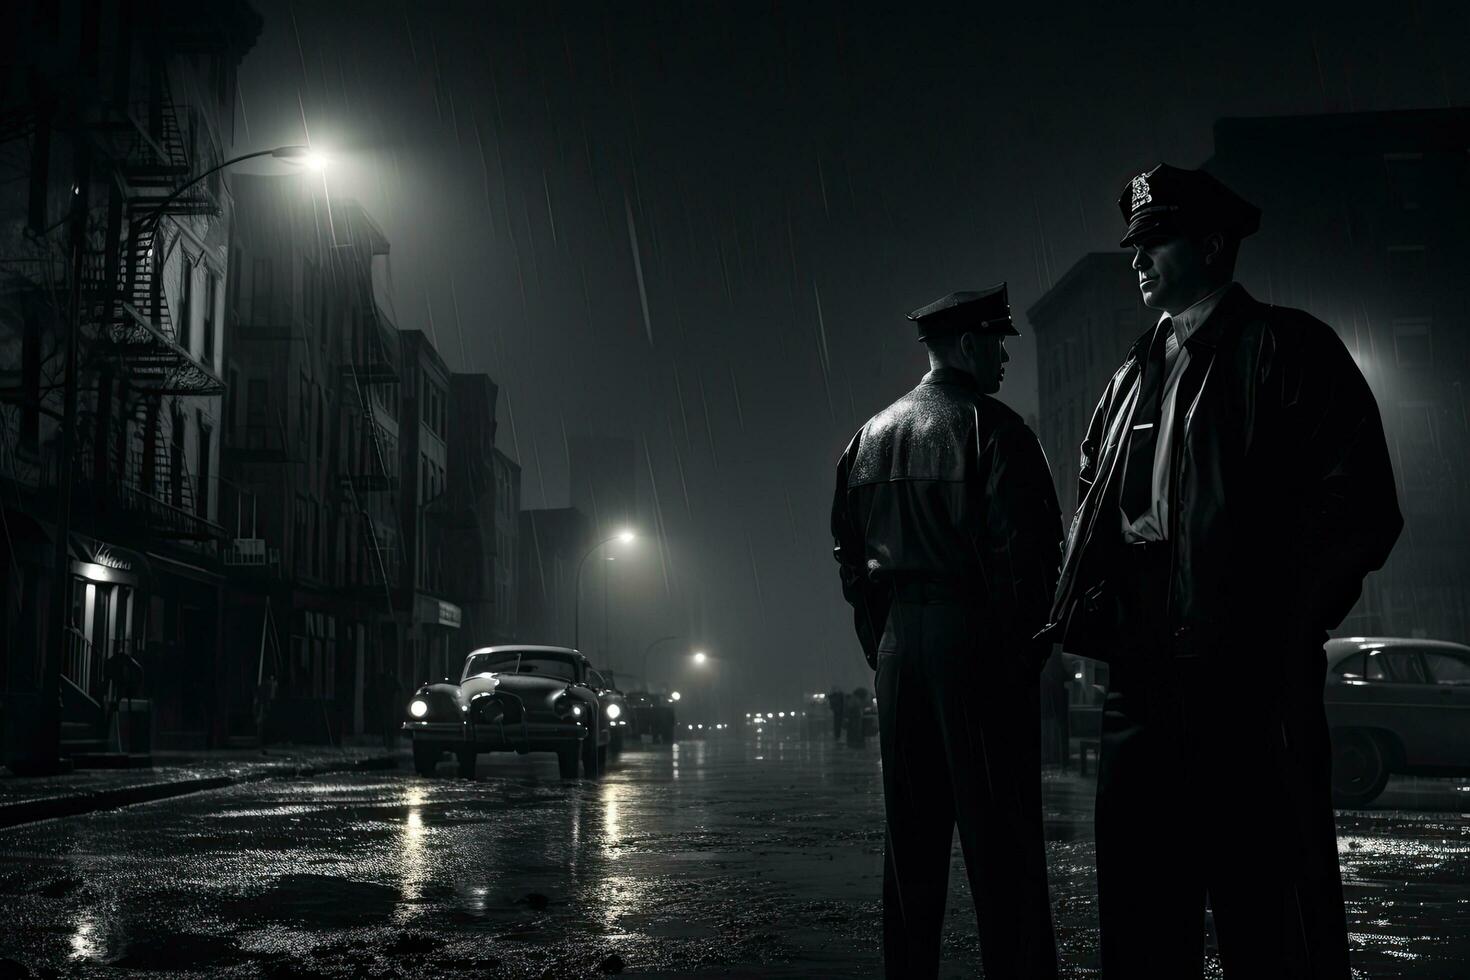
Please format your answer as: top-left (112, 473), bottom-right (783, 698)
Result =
top-left (831, 285), bottom-right (1061, 979)
top-left (1039, 164), bottom-right (1403, 978)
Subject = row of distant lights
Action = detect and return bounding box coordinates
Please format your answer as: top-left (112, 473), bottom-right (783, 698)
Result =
top-left (686, 723), bottom-right (729, 730)
top-left (744, 711), bottom-right (808, 724)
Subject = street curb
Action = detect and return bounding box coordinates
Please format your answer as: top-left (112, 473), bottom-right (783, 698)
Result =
top-left (0, 754), bottom-right (400, 830)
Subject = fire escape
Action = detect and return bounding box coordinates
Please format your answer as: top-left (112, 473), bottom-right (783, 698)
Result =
top-left (336, 239), bottom-right (403, 610)
top-left (83, 72), bottom-right (227, 541)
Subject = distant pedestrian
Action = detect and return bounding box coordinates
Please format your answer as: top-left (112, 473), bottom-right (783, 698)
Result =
top-left (1038, 649), bottom-right (1070, 766)
top-left (845, 687), bottom-right (868, 747)
top-left (376, 667), bottom-right (403, 750)
top-left (832, 283), bottom-right (1061, 978)
top-left (828, 686), bottom-right (847, 739)
top-left (254, 671), bottom-right (277, 755)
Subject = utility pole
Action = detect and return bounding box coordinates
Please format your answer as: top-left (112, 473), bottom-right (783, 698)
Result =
top-left (35, 123), bottom-right (92, 774)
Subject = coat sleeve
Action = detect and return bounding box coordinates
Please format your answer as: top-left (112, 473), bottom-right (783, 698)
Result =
top-left (832, 430), bottom-right (887, 669)
top-left (1076, 380), bottom-right (1114, 508)
top-left (1278, 318), bottom-right (1403, 633)
top-left (978, 419), bottom-right (1064, 663)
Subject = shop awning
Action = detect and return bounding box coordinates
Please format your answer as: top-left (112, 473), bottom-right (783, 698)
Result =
top-left (70, 533), bottom-right (152, 589)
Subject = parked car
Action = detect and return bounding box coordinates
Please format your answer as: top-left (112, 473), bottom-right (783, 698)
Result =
top-left (403, 645), bottom-right (624, 779)
top-left (589, 668), bottom-right (630, 758)
top-left (624, 690), bottom-right (678, 743)
top-left (1324, 636), bottom-right (1470, 806)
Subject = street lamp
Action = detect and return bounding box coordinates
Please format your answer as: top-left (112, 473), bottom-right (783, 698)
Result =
top-left (572, 528), bottom-right (636, 652)
top-left (692, 651), bottom-right (708, 666)
top-left (125, 144), bottom-right (327, 304)
top-left (670, 691), bottom-right (681, 701)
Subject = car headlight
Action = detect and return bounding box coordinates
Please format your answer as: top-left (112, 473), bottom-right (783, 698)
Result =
top-left (409, 699), bottom-right (429, 718)
top-left (606, 703), bottom-right (622, 720)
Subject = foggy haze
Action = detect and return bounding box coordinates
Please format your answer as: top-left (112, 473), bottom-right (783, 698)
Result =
top-left (232, 0), bottom-right (1469, 706)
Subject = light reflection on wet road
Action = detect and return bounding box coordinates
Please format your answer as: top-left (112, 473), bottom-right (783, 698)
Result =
top-left (0, 735), bottom-right (1466, 977)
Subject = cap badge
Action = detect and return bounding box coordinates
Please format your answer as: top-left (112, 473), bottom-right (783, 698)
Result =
top-left (1129, 174), bottom-right (1152, 214)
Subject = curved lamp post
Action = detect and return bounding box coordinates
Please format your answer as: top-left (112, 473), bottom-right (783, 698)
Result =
top-left (640, 634), bottom-right (679, 688)
top-left (572, 528), bottom-right (635, 652)
top-left (127, 144), bottom-right (324, 289)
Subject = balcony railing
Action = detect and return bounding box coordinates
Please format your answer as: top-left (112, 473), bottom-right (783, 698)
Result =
top-left (115, 479), bottom-right (228, 542)
top-left (223, 537), bottom-right (282, 570)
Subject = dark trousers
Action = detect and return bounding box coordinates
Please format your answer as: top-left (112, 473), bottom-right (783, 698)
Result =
top-left (1096, 546), bottom-right (1349, 979)
top-left (876, 601), bottom-right (1057, 979)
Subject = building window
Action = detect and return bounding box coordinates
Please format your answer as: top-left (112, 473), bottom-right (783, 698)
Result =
top-left (1385, 245), bottom-right (1427, 290)
top-left (179, 257), bottom-right (194, 352)
top-left (225, 368), bottom-right (238, 434)
top-left (19, 304), bottom-right (41, 452)
top-left (196, 418), bottom-right (212, 520)
top-left (252, 257), bottom-right (273, 323)
top-left (299, 372), bottom-right (312, 440)
top-left (202, 273), bottom-right (217, 363)
top-left (294, 495), bottom-right (309, 576)
top-left (1392, 318), bottom-right (1432, 369)
top-left (170, 409), bottom-right (186, 508)
top-left (1383, 153), bottom-right (1424, 212)
top-left (1397, 401), bottom-right (1436, 450)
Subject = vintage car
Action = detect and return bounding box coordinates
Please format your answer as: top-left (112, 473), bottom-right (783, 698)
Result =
top-left (1324, 636), bottom-right (1470, 806)
top-left (624, 690), bottom-right (678, 743)
top-left (403, 645), bottom-right (630, 779)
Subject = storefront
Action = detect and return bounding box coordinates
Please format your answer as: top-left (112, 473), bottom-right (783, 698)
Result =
top-left (409, 592), bottom-right (461, 685)
top-left (65, 535), bottom-right (152, 704)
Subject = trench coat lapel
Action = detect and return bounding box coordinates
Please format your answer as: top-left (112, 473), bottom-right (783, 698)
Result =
top-left (1172, 283), bottom-right (1251, 438)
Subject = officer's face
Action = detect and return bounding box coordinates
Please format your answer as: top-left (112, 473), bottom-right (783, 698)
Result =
top-left (1130, 232), bottom-right (1213, 314)
top-left (963, 333), bottom-right (1008, 394)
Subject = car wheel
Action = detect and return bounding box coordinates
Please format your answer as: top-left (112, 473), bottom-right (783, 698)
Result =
top-left (456, 747), bottom-right (477, 779)
top-left (557, 745), bottom-right (579, 779)
top-left (581, 724), bottom-right (601, 778)
top-left (412, 740), bottom-right (440, 777)
top-left (1332, 730), bottom-right (1390, 807)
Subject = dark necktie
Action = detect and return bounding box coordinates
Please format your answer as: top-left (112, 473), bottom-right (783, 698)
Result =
top-left (1120, 317), bottom-right (1174, 523)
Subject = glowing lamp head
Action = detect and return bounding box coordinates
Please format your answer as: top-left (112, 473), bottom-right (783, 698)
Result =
top-left (670, 691), bottom-right (681, 702)
top-left (692, 651), bottom-right (708, 665)
top-left (616, 529), bottom-right (636, 544)
top-left (408, 699), bottom-right (429, 718)
top-left (273, 145), bottom-right (329, 171)
top-left (606, 703), bottom-right (622, 720)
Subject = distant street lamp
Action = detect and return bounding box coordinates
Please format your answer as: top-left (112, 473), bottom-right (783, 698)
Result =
top-left (670, 691), bottom-right (682, 702)
top-left (572, 528), bottom-right (636, 652)
top-left (692, 651), bottom-right (708, 666)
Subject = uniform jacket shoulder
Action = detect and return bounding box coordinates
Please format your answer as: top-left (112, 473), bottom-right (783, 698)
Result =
top-left (848, 381), bottom-right (988, 487)
top-left (1224, 296), bottom-right (1351, 371)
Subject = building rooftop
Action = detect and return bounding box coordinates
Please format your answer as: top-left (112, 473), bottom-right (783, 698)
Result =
top-left (1025, 252), bottom-right (1133, 327)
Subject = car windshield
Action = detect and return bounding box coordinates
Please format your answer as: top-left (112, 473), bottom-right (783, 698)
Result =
top-left (463, 651), bottom-right (577, 682)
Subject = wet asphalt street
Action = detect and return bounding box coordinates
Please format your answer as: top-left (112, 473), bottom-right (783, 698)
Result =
top-left (1, 733), bottom-right (1467, 979)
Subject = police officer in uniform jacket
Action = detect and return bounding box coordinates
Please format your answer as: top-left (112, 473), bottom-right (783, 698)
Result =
top-left (831, 284), bottom-right (1061, 979)
top-left (1039, 165), bottom-right (1403, 978)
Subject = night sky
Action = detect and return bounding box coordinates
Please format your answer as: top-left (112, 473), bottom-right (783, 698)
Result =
top-left (231, 1), bottom-right (1469, 708)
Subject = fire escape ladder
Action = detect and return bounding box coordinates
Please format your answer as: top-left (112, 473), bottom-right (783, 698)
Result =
top-left (345, 360), bottom-right (395, 606)
top-left (339, 257), bottom-right (401, 614)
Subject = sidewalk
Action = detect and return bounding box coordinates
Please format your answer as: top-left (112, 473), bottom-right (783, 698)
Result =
top-left (0, 745), bottom-right (404, 829)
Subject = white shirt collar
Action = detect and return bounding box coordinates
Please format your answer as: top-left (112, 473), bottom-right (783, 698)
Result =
top-left (1162, 282), bottom-right (1235, 345)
